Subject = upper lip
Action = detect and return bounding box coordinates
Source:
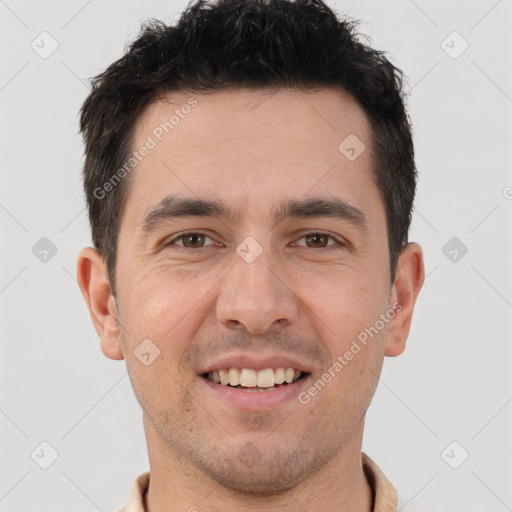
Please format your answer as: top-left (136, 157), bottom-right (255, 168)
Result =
top-left (197, 353), bottom-right (312, 375)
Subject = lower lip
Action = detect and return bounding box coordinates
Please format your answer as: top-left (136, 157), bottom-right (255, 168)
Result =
top-left (200, 375), bottom-right (310, 411)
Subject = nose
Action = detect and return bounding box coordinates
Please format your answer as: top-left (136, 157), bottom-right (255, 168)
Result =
top-left (216, 245), bottom-right (299, 334)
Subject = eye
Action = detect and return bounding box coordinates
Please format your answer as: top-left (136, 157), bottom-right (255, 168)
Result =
top-left (166, 232), bottom-right (218, 249)
top-left (293, 232), bottom-right (342, 249)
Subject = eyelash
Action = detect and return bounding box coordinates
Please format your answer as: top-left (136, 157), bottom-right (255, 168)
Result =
top-left (165, 231), bottom-right (345, 250)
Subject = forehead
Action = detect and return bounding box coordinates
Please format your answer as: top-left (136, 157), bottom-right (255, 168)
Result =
top-left (121, 87), bottom-right (381, 231)
top-left (134, 86), bottom-right (370, 156)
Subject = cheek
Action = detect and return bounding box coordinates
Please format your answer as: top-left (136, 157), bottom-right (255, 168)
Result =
top-left (119, 272), bottom-right (195, 407)
top-left (121, 264), bottom-right (214, 354)
top-left (294, 264), bottom-right (389, 347)
top-left (124, 354), bottom-right (186, 425)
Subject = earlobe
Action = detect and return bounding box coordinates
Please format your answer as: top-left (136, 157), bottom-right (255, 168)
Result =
top-left (76, 247), bottom-right (124, 360)
top-left (385, 242), bottom-right (425, 357)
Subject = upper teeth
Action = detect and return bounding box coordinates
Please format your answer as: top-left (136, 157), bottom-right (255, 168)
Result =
top-left (206, 368), bottom-right (302, 388)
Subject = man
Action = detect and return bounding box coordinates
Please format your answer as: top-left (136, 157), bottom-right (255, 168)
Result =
top-left (76, 0), bottom-right (424, 510)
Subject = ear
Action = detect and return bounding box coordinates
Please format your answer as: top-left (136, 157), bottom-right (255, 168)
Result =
top-left (76, 247), bottom-right (124, 360)
top-left (385, 242), bottom-right (425, 357)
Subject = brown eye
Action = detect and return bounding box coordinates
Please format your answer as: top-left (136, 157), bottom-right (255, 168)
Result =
top-left (181, 233), bottom-right (206, 248)
top-left (167, 232), bottom-right (216, 249)
top-left (292, 232), bottom-right (344, 250)
top-left (304, 233), bottom-right (331, 248)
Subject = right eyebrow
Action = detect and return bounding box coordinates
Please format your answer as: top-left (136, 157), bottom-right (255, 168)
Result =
top-left (139, 195), bottom-right (243, 235)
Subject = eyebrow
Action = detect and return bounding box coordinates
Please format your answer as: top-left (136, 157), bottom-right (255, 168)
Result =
top-left (139, 195), bottom-right (370, 236)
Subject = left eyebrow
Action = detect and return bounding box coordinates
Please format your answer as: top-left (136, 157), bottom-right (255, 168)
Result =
top-left (270, 197), bottom-right (370, 236)
top-left (139, 195), bottom-right (370, 236)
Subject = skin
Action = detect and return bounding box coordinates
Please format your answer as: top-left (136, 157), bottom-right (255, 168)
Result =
top-left (77, 87), bottom-right (424, 511)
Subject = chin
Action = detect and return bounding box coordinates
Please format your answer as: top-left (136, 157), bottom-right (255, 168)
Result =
top-left (197, 441), bottom-right (332, 495)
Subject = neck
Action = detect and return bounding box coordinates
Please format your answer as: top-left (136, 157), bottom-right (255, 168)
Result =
top-left (143, 414), bottom-right (373, 512)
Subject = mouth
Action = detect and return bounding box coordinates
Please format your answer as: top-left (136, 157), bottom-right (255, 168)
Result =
top-left (201, 367), bottom-right (309, 392)
top-left (200, 367), bottom-right (311, 410)
top-left (197, 354), bottom-right (313, 409)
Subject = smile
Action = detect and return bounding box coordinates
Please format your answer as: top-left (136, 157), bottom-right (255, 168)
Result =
top-left (200, 368), bottom-right (311, 410)
top-left (203, 367), bottom-right (307, 390)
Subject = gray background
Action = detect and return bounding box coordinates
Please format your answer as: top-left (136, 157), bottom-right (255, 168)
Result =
top-left (1, 0), bottom-right (511, 510)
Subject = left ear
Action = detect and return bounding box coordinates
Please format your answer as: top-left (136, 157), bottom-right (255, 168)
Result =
top-left (385, 242), bottom-right (425, 357)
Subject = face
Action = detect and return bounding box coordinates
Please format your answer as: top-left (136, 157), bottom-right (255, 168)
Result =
top-left (79, 87), bottom-right (424, 493)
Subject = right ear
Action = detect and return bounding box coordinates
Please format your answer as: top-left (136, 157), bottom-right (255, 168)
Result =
top-left (76, 247), bottom-right (124, 360)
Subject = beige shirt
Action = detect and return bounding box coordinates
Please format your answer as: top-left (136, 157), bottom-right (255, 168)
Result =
top-left (118, 452), bottom-right (398, 512)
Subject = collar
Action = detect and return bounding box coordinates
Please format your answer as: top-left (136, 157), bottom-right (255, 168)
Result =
top-left (362, 452), bottom-right (398, 511)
